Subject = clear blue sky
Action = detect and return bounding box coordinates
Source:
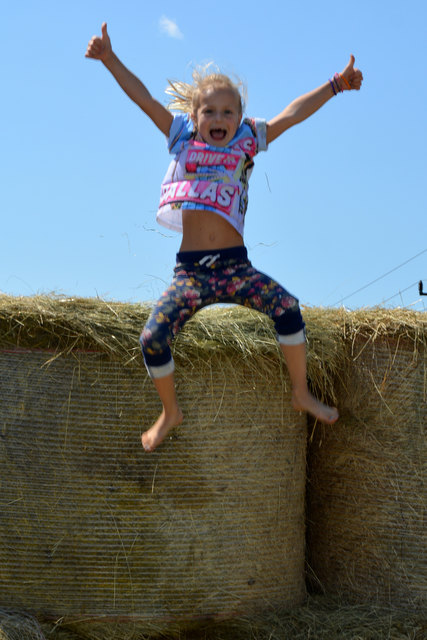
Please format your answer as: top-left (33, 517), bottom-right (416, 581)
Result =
top-left (1, 1), bottom-right (426, 311)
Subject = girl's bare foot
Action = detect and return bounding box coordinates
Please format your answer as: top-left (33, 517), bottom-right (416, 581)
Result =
top-left (141, 406), bottom-right (183, 452)
top-left (292, 389), bottom-right (339, 424)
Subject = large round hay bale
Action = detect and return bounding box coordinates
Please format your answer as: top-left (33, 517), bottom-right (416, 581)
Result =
top-left (307, 310), bottom-right (426, 609)
top-left (0, 296), bottom-right (307, 638)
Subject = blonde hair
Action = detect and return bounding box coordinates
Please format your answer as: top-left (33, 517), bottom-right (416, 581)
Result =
top-left (165, 63), bottom-right (246, 115)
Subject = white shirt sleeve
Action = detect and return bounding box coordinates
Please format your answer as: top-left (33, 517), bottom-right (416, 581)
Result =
top-left (167, 113), bottom-right (194, 153)
top-left (253, 118), bottom-right (268, 152)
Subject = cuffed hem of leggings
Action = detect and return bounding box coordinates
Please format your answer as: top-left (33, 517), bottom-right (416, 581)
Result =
top-left (145, 357), bottom-right (175, 379)
top-left (277, 329), bottom-right (306, 346)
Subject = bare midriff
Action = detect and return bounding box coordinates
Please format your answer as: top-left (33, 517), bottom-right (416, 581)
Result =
top-left (179, 210), bottom-right (244, 252)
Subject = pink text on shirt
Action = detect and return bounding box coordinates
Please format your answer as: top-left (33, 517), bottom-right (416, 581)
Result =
top-left (160, 180), bottom-right (239, 216)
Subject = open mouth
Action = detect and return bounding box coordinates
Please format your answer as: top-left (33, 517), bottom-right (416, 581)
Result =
top-left (210, 128), bottom-right (227, 141)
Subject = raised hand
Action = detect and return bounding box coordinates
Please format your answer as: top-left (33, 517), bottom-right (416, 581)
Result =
top-left (85, 22), bottom-right (112, 62)
top-left (340, 54), bottom-right (363, 91)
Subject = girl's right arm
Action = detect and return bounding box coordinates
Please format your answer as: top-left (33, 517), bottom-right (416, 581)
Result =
top-left (85, 23), bottom-right (173, 136)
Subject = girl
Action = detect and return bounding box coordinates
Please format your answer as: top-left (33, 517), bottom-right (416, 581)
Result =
top-left (86, 23), bottom-right (363, 452)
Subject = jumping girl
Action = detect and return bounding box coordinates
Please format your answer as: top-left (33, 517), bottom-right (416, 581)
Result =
top-left (86, 23), bottom-right (363, 452)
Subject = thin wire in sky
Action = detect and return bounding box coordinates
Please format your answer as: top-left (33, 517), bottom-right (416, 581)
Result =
top-left (381, 281), bottom-right (419, 305)
top-left (332, 248), bottom-right (427, 307)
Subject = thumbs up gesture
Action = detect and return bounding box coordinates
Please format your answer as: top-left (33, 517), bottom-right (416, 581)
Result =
top-left (85, 22), bottom-right (112, 62)
top-left (340, 55), bottom-right (363, 90)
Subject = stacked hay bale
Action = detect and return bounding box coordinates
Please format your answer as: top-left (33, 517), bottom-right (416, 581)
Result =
top-left (0, 296), bottom-right (308, 639)
top-left (306, 308), bottom-right (426, 610)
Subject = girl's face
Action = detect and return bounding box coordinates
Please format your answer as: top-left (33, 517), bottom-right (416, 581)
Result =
top-left (192, 86), bottom-right (242, 147)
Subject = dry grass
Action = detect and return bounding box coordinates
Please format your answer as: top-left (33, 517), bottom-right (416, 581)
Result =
top-left (0, 608), bottom-right (46, 640)
top-left (1, 294), bottom-right (424, 400)
top-left (179, 595), bottom-right (427, 640)
top-left (1, 597), bottom-right (425, 639)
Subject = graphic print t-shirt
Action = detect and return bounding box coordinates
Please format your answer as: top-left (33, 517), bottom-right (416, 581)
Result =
top-left (156, 113), bottom-right (268, 236)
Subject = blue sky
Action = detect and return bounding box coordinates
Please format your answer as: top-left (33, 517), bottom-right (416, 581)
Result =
top-left (1, 1), bottom-right (426, 311)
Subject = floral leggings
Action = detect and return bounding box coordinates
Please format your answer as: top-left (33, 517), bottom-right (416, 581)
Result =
top-left (140, 246), bottom-right (305, 378)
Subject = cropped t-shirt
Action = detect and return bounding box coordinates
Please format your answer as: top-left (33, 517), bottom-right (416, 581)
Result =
top-left (156, 113), bottom-right (268, 236)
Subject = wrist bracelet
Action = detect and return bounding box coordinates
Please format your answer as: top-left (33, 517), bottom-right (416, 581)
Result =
top-left (339, 73), bottom-right (351, 90)
top-left (329, 78), bottom-right (337, 96)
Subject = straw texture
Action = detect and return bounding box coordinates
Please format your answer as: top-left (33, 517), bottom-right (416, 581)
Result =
top-left (0, 296), bottom-right (307, 639)
top-left (307, 312), bottom-right (426, 609)
top-left (0, 609), bottom-right (46, 640)
top-left (3, 599), bottom-right (424, 640)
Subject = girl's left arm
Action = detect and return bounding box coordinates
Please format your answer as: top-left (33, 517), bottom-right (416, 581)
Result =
top-left (266, 55), bottom-right (363, 144)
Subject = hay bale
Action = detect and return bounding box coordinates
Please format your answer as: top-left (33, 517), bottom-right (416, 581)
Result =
top-left (307, 309), bottom-right (426, 609)
top-left (0, 296), bottom-right (307, 639)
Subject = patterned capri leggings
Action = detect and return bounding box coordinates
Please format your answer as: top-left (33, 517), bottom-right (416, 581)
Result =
top-left (140, 246), bottom-right (305, 378)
